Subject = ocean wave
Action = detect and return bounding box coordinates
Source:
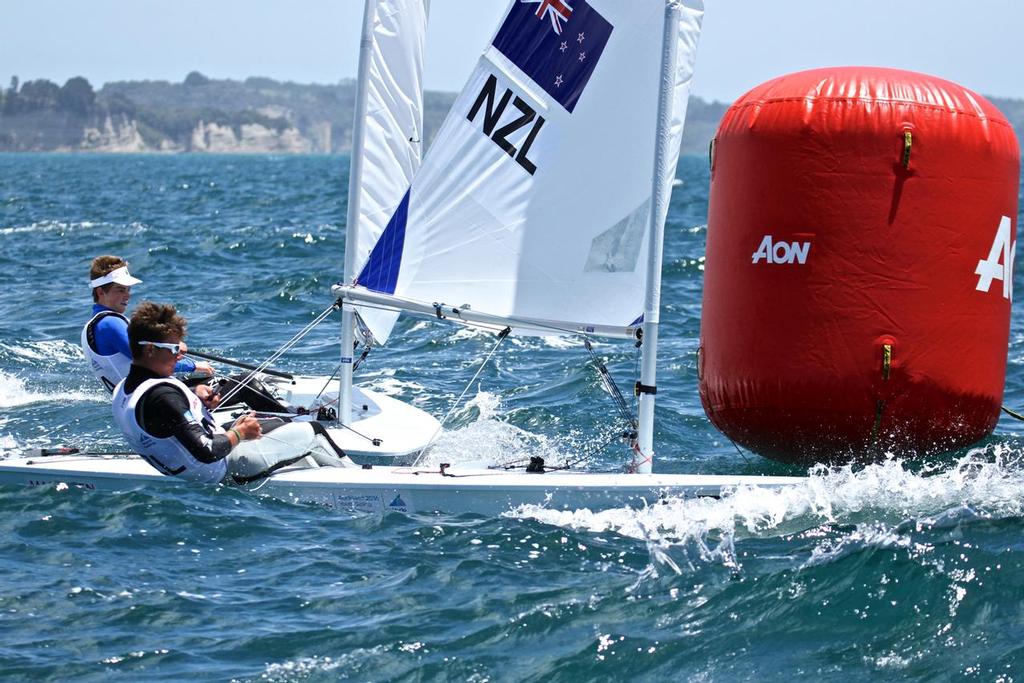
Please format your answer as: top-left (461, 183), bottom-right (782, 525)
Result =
top-left (0, 339), bottom-right (84, 365)
top-left (0, 371), bottom-right (105, 409)
top-left (0, 219), bottom-right (101, 236)
top-left (366, 377), bottom-right (427, 397)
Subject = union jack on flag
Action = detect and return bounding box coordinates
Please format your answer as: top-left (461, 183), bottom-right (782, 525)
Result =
top-left (521, 0), bottom-right (574, 35)
top-left (494, 0), bottom-right (612, 113)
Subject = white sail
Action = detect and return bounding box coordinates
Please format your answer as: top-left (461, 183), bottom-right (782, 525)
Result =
top-left (357, 0), bottom-right (703, 336)
top-left (349, 0), bottom-right (430, 344)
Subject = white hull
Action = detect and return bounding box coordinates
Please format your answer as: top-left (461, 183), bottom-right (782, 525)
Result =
top-left (217, 377), bottom-right (440, 462)
top-left (0, 454), bottom-right (805, 516)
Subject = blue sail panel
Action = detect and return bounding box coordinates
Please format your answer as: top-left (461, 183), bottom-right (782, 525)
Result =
top-left (357, 190), bottom-right (410, 294)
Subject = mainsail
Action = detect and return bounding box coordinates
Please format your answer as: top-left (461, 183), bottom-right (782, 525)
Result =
top-left (355, 0), bottom-right (704, 338)
top-left (346, 0), bottom-right (430, 345)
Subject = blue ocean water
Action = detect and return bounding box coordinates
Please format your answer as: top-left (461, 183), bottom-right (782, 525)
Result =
top-left (1, 153), bottom-right (1024, 681)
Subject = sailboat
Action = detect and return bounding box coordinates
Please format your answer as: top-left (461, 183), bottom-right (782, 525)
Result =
top-left (0, 0), bottom-right (806, 513)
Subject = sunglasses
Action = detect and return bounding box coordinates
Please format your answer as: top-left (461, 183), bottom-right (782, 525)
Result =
top-left (138, 340), bottom-right (184, 355)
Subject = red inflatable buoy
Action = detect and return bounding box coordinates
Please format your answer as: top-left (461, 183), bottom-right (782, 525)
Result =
top-left (699, 67), bottom-right (1020, 464)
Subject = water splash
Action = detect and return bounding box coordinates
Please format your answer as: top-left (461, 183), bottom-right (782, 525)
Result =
top-left (418, 391), bottom-right (563, 468)
top-left (509, 446), bottom-right (1024, 571)
top-left (0, 339), bottom-right (85, 365)
top-left (0, 371), bottom-right (103, 408)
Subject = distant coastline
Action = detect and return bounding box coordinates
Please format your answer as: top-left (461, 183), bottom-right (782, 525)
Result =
top-left (0, 72), bottom-right (1020, 156)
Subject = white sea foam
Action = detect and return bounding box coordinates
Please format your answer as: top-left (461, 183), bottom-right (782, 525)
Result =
top-left (0, 220), bottom-right (102, 236)
top-left (449, 326), bottom-right (488, 343)
top-left (417, 391), bottom-right (563, 468)
top-left (259, 647), bottom-right (387, 682)
top-left (0, 339), bottom-right (84, 364)
top-left (0, 371), bottom-right (104, 408)
top-left (0, 433), bottom-right (19, 458)
top-left (366, 377), bottom-right (426, 397)
top-left (539, 335), bottom-right (578, 350)
top-left (508, 446), bottom-right (1024, 570)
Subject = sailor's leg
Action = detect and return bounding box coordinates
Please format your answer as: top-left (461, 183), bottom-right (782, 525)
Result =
top-left (225, 422), bottom-right (353, 484)
top-left (306, 421), bottom-right (352, 467)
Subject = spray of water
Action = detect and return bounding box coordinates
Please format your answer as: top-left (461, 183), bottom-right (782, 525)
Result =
top-left (508, 444), bottom-right (1024, 573)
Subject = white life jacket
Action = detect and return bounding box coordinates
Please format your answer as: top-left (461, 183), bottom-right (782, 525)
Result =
top-left (81, 310), bottom-right (131, 393)
top-left (112, 376), bottom-right (227, 483)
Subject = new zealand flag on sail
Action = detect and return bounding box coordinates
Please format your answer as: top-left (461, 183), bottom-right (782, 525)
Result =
top-left (492, 0), bottom-right (613, 114)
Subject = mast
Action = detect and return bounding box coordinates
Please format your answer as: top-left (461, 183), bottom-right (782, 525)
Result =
top-left (635, 2), bottom-right (683, 474)
top-left (339, 0), bottom-right (377, 426)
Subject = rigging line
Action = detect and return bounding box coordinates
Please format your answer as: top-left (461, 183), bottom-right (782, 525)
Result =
top-left (728, 437), bottom-right (753, 466)
top-left (583, 338), bottom-right (638, 431)
top-left (1002, 405), bottom-right (1024, 421)
top-left (332, 419), bottom-right (381, 445)
top-left (217, 302), bottom-right (339, 407)
top-left (352, 344), bottom-right (372, 372)
top-left (217, 304), bottom-right (336, 406)
top-left (314, 362), bottom-right (343, 401)
top-left (413, 326), bottom-right (512, 465)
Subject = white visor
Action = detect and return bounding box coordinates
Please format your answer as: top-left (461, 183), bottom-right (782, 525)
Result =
top-left (90, 265), bottom-right (142, 289)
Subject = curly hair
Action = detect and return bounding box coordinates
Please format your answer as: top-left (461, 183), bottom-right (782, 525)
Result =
top-left (128, 302), bottom-right (188, 359)
top-left (90, 255), bottom-right (129, 303)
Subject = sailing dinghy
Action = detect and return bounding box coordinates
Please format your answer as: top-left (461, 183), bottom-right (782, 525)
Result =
top-left (0, 0), bottom-right (807, 514)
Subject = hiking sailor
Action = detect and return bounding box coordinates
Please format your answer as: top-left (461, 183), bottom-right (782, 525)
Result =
top-left (82, 255), bottom-right (211, 392)
top-left (112, 302), bottom-right (354, 484)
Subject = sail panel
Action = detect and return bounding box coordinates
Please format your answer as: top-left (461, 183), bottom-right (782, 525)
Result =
top-left (352, 0), bottom-right (428, 344)
top-left (359, 0), bottom-right (703, 334)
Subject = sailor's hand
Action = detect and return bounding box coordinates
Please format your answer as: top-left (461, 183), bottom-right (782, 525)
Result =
top-left (234, 415), bottom-right (262, 441)
top-left (194, 361), bottom-right (215, 377)
top-left (195, 384), bottom-right (222, 410)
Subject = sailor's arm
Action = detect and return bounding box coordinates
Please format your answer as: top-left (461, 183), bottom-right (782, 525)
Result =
top-left (142, 386), bottom-right (232, 463)
top-left (225, 415), bottom-right (261, 448)
top-left (94, 315), bottom-right (132, 358)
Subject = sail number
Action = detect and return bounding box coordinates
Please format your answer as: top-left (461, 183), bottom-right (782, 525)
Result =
top-left (467, 74), bottom-right (546, 176)
top-left (975, 215), bottom-right (1016, 301)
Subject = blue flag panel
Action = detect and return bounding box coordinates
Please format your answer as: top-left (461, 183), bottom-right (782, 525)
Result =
top-left (492, 0), bottom-right (613, 113)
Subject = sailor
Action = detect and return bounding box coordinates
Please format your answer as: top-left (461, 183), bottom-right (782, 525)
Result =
top-left (82, 255), bottom-right (211, 392)
top-left (112, 302), bottom-right (354, 484)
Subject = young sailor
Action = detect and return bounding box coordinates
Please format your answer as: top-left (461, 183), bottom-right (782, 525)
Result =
top-left (112, 302), bottom-right (354, 484)
top-left (82, 255), bottom-right (209, 392)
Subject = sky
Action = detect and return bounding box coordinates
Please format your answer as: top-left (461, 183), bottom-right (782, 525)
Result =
top-left (1, 1), bottom-right (1021, 103)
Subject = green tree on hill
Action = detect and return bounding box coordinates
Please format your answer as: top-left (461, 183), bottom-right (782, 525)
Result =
top-left (12, 79), bottom-right (61, 112)
top-left (184, 71), bottom-right (211, 87)
top-left (58, 77), bottom-right (96, 115)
